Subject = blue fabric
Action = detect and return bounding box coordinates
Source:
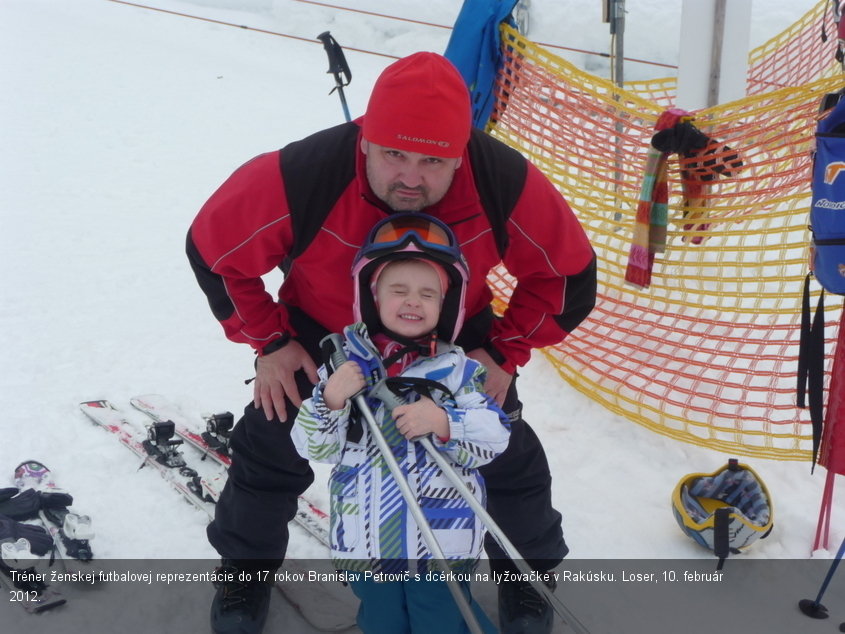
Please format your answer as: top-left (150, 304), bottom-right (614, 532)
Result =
top-left (348, 574), bottom-right (497, 634)
top-left (819, 95), bottom-right (845, 133)
top-left (444, 0), bottom-right (519, 129)
top-left (812, 96), bottom-right (845, 294)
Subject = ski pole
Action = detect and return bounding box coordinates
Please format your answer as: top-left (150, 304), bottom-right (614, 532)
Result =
top-left (317, 31), bottom-right (352, 122)
top-left (369, 379), bottom-right (591, 634)
top-left (799, 533), bottom-right (845, 619)
top-left (321, 335), bottom-right (484, 634)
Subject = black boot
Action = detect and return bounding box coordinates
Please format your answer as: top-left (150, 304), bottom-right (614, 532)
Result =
top-left (498, 577), bottom-right (556, 634)
top-left (210, 559), bottom-right (278, 634)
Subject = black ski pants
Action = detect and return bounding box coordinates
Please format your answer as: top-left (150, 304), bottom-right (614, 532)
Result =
top-left (206, 307), bottom-right (568, 571)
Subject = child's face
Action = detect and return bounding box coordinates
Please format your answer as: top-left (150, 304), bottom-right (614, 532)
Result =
top-left (375, 260), bottom-right (443, 339)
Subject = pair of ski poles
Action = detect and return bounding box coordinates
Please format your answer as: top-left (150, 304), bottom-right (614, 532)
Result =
top-left (322, 334), bottom-right (590, 634)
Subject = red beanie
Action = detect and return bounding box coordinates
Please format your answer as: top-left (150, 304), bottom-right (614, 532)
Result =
top-left (363, 52), bottom-right (471, 159)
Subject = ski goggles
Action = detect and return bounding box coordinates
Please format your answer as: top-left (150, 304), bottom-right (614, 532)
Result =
top-left (364, 213), bottom-right (461, 261)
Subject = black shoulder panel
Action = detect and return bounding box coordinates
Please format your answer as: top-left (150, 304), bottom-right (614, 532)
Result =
top-left (280, 122), bottom-right (360, 260)
top-left (466, 128), bottom-right (528, 258)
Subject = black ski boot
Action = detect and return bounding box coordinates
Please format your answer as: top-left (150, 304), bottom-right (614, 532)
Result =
top-left (210, 559), bottom-right (277, 634)
top-left (498, 577), bottom-right (556, 633)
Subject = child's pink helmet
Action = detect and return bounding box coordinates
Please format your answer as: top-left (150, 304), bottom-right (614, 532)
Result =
top-left (352, 213), bottom-right (468, 342)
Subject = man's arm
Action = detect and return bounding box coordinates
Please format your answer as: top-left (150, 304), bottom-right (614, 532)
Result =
top-left (187, 151), bottom-right (296, 350)
top-left (488, 162), bottom-right (598, 372)
top-left (187, 151), bottom-right (318, 420)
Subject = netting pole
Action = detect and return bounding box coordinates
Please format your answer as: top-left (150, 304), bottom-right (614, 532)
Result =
top-left (607, 0), bottom-right (625, 222)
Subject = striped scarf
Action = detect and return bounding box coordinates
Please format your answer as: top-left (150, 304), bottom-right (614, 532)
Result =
top-left (624, 145), bottom-right (669, 289)
top-left (625, 108), bottom-right (692, 290)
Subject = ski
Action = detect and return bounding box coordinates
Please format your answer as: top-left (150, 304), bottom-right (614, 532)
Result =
top-left (78, 400), bottom-right (221, 517)
top-left (12, 460), bottom-right (95, 570)
top-left (80, 398), bottom-right (357, 631)
top-left (128, 394), bottom-right (330, 547)
top-left (0, 535), bottom-right (66, 614)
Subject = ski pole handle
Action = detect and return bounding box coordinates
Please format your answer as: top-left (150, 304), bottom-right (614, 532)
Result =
top-left (368, 380), bottom-right (404, 410)
top-left (320, 333), bottom-right (349, 374)
top-left (316, 31), bottom-right (352, 122)
top-left (320, 333), bottom-right (371, 401)
top-left (317, 31), bottom-right (352, 82)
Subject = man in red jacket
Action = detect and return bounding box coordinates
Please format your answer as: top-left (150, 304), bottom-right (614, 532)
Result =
top-left (188, 52), bottom-right (596, 634)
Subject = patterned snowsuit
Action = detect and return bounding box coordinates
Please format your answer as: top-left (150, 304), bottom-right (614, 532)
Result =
top-left (292, 324), bottom-right (510, 574)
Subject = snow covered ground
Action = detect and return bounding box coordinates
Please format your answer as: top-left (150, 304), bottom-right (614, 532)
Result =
top-left (1, 0), bottom-right (842, 632)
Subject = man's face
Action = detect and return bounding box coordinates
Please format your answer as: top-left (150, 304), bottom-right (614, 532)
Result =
top-left (362, 140), bottom-right (462, 212)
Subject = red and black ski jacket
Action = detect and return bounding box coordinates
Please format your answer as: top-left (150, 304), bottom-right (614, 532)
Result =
top-left (187, 119), bottom-right (597, 373)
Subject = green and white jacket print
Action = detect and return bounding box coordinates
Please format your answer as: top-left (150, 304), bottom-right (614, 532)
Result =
top-left (292, 323), bottom-right (510, 575)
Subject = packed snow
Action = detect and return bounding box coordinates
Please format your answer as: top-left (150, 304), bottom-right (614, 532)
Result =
top-left (1, 0), bottom-right (841, 632)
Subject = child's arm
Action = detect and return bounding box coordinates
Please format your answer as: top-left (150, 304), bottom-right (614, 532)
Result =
top-left (322, 361), bottom-right (366, 410)
top-left (392, 397), bottom-right (450, 440)
top-left (397, 357), bottom-right (511, 469)
top-left (292, 361), bottom-right (366, 464)
top-left (438, 359), bottom-right (511, 468)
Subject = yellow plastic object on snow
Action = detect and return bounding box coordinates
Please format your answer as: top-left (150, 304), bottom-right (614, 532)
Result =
top-left (671, 459), bottom-right (774, 568)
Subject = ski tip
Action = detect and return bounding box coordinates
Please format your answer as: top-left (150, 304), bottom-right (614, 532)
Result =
top-left (13, 459), bottom-right (49, 475)
top-left (79, 399), bottom-right (112, 407)
top-left (13, 460), bottom-right (52, 489)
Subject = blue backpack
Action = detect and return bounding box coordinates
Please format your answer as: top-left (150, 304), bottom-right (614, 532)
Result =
top-left (809, 90), bottom-right (845, 293)
top-left (798, 88), bottom-right (845, 470)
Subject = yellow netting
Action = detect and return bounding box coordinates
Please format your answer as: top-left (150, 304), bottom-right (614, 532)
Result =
top-left (485, 0), bottom-right (845, 461)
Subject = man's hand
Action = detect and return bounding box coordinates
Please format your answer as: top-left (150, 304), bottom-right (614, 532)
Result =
top-left (254, 341), bottom-right (319, 422)
top-left (466, 347), bottom-right (513, 406)
top-left (392, 397), bottom-right (449, 440)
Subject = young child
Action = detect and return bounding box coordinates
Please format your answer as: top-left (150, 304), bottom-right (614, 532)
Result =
top-left (293, 213), bottom-right (510, 634)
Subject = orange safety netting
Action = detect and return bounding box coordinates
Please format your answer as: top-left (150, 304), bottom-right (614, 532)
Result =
top-left (485, 0), bottom-right (845, 461)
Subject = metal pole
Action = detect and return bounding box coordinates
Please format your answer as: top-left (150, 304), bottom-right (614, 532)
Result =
top-left (613, 0), bottom-right (625, 86)
top-left (611, 0), bottom-right (625, 223)
top-left (369, 380), bottom-right (591, 634)
top-left (799, 534), bottom-right (845, 619)
top-left (708, 0), bottom-right (726, 107)
top-left (515, 0), bottom-right (530, 35)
